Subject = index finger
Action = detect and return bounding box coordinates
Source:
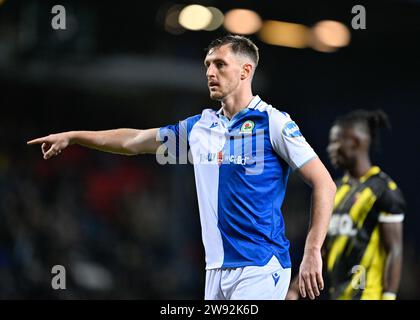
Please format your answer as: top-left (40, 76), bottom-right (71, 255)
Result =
top-left (27, 137), bottom-right (47, 145)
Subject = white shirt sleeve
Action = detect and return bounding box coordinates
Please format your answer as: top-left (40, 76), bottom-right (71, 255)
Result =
top-left (268, 107), bottom-right (317, 170)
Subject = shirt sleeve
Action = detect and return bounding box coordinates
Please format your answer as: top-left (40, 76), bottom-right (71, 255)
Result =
top-left (377, 180), bottom-right (406, 223)
top-left (157, 114), bottom-right (201, 162)
top-left (268, 108), bottom-right (317, 170)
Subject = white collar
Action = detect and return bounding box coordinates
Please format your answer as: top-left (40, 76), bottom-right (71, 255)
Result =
top-left (216, 95), bottom-right (262, 115)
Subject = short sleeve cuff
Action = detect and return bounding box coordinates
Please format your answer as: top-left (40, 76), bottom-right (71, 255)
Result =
top-left (292, 154), bottom-right (318, 171)
top-left (378, 212), bottom-right (405, 223)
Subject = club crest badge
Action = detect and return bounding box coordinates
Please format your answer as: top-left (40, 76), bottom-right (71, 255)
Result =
top-left (240, 120), bottom-right (255, 134)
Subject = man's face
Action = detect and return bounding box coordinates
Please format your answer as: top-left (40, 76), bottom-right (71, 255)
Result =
top-left (204, 44), bottom-right (243, 101)
top-left (327, 125), bottom-right (358, 170)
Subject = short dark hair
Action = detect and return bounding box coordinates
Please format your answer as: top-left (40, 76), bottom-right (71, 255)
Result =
top-left (334, 109), bottom-right (391, 147)
top-left (206, 35), bottom-right (259, 66)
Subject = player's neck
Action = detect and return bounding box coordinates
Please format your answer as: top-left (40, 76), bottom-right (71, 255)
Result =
top-left (221, 91), bottom-right (254, 120)
top-left (348, 156), bottom-right (372, 180)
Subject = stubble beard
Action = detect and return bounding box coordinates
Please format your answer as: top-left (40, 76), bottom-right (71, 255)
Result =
top-left (209, 89), bottom-right (225, 101)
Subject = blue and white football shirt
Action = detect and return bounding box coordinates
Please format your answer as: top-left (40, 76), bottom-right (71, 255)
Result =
top-left (158, 95), bottom-right (317, 270)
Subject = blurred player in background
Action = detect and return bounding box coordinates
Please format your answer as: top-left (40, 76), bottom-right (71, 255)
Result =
top-left (28, 35), bottom-right (336, 300)
top-left (287, 109), bottom-right (406, 300)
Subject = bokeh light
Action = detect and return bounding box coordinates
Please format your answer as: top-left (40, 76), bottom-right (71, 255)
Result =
top-left (164, 5), bottom-right (185, 35)
top-left (310, 20), bottom-right (351, 52)
top-left (178, 5), bottom-right (212, 31)
top-left (224, 9), bottom-right (262, 35)
top-left (258, 20), bottom-right (309, 49)
top-left (204, 7), bottom-right (224, 31)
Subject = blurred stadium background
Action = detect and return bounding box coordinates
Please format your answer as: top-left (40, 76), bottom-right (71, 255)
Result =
top-left (0, 0), bottom-right (419, 299)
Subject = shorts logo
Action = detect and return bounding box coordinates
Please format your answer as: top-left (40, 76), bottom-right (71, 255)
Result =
top-left (272, 272), bottom-right (280, 286)
top-left (282, 121), bottom-right (302, 138)
top-left (240, 120), bottom-right (255, 134)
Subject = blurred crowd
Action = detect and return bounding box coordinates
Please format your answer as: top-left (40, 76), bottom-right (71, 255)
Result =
top-left (0, 143), bottom-right (204, 299)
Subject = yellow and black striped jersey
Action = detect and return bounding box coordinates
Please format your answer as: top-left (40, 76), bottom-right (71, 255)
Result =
top-left (326, 166), bottom-right (406, 300)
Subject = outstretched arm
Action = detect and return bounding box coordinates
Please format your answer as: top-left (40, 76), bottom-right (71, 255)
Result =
top-left (380, 221), bottom-right (403, 299)
top-left (296, 157), bottom-right (336, 300)
top-left (27, 128), bottom-right (161, 159)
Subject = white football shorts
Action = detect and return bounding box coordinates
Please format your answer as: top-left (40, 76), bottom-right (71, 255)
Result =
top-left (204, 255), bottom-right (291, 300)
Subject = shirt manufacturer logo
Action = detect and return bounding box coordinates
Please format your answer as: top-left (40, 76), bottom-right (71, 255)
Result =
top-left (272, 272), bottom-right (280, 286)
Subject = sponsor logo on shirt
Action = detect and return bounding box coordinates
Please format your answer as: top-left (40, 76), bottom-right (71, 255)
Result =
top-left (328, 213), bottom-right (357, 236)
top-left (282, 121), bottom-right (302, 138)
top-left (217, 151), bottom-right (223, 165)
top-left (199, 152), bottom-right (250, 166)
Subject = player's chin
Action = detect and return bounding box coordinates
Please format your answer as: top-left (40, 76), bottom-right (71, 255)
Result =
top-left (329, 158), bottom-right (341, 170)
top-left (333, 158), bottom-right (347, 170)
top-left (209, 91), bottom-right (224, 101)
top-left (329, 154), bottom-right (342, 168)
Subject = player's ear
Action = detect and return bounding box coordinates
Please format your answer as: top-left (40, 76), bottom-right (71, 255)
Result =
top-left (347, 128), bottom-right (361, 149)
top-left (349, 134), bottom-right (361, 149)
top-left (241, 63), bottom-right (253, 80)
top-left (352, 129), bottom-right (370, 151)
